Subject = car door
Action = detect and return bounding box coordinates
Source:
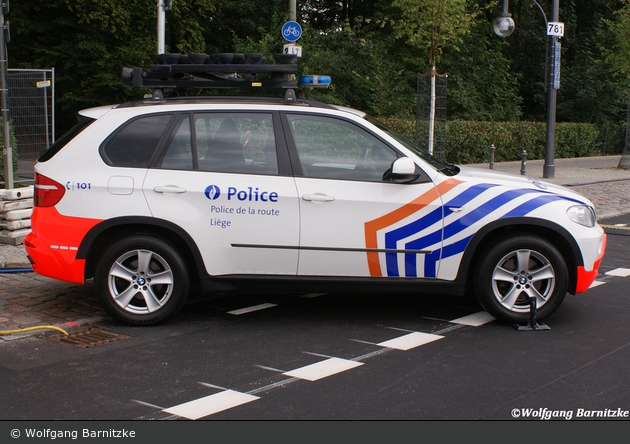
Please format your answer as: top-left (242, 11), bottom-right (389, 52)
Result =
top-left (284, 113), bottom-right (451, 279)
top-left (143, 111), bottom-right (300, 276)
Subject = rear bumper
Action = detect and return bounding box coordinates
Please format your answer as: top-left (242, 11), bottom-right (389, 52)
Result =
top-left (24, 207), bottom-right (101, 284)
top-left (24, 233), bottom-right (86, 284)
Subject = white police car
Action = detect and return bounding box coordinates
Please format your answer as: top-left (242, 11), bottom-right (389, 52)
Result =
top-left (24, 56), bottom-right (606, 325)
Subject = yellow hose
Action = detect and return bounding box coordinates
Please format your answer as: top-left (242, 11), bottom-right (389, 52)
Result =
top-left (0, 325), bottom-right (68, 336)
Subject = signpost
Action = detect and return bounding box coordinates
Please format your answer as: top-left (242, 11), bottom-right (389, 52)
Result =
top-left (543, 4), bottom-right (561, 179)
top-left (552, 40), bottom-right (561, 90)
top-left (281, 21), bottom-right (302, 42)
top-left (547, 21), bottom-right (564, 37)
top-left (283, 44), bottom-right (302, 57)
top-left (282, 20), bottom-right (302, 58)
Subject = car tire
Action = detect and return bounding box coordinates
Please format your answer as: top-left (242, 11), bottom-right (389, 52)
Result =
top-left (94, 235), bottom-right (190, 325)
top-left (472, 234), bottom-right (568, 324)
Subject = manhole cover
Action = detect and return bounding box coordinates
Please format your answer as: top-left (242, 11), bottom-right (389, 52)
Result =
top-left (600, 224), bottom-right (630, 236)
top-left (49, 328), bottom-right (131, 348)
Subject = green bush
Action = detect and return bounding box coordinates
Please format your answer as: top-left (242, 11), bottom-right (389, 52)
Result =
top-left (0, 120), bottom-right (19, 185)
top-left (379, 117), bottom-right (604, 164)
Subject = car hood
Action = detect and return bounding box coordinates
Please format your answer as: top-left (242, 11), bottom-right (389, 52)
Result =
top-left (455, 165), bottom-right (592, 205)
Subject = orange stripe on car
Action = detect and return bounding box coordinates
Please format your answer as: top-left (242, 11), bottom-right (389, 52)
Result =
top-left (364, 178), bottom-right (462, 277)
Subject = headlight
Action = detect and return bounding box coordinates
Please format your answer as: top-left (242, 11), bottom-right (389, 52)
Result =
top-left (567, 205), bottom-right (596, 227)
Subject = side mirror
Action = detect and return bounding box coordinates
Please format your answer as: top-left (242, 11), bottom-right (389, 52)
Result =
top-left (389, 157), bottom-right (420, 183)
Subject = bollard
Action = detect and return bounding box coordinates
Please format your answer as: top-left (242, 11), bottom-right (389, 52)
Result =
top-left (520, 150), bottom-right (527, 175)
top-left (489, 144), bottom-right (495, 170)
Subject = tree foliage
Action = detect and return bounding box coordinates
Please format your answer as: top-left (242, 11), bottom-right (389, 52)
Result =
top-left (5, 0), bottom-right (630, 136)
top-left (389, 0), bottom-right (476, 68)
top-left (599, 0), bottom-right (630, 117)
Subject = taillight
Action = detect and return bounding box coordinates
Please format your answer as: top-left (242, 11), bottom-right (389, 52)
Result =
top-left (34, 173), bottom-right (65, 207)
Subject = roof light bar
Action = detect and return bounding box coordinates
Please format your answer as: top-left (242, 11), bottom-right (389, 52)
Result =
top-left (299, 75), bottom-right (332, 87)
top-left (121, 53), bottom-right (331, 98)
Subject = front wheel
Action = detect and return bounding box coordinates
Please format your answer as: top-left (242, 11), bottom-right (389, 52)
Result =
top-left (94, 235), bottom-right (190, 325)
top-left (473, 234), bottom-right (568, 324)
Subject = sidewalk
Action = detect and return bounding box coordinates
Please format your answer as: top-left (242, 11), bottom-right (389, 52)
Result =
top-left (1, 155), bottom-right (629, 339)
top-left (468, 154), bottom-right (630, 219)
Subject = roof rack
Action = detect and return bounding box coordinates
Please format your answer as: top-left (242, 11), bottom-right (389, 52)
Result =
top-left (121, 53), bottom-right (329, 103)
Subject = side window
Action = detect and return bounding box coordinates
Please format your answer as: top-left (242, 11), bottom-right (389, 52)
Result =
top-left (101, 114), bottom-right (172, 167)
top-left (287, 114), bottom-right (398, 181)
top-left (196, 113), bottom-right (278, 175)
top-left (161, 116), bottom-right (193, 170)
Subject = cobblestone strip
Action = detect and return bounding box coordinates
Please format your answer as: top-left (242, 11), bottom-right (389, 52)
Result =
top-left (566, 179), bottom-right (630, 219)
top-left (0, 275), bottom-right (106, 336)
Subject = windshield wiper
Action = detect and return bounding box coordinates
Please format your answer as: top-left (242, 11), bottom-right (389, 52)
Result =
top-left (438, 162), bottom-right (460, 176)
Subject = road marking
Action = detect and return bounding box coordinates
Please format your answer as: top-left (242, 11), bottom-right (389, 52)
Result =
top-left (613, 223), bottom-right (627, 227)
top-left (450, 311), bottom-right (495, 326)
top-left (143, 311), bottom-right (495, 418)
top-left (132, 399), bottom-right (165, 410)
top-left (228, 303), bottom-right (277, 315)
top-left (300, 293), bottom-right (327, 298)
top-left (255, 365), bottom-right (285, 373)
top-left (376, 331), bottom-right (443, 350)
top-left (163, 390), bottom-right (259, 420)
top-left (604, 268), bottom-right (630, 277)
top-left (283, 357), bottom-right (363, 381)
top-left (198, 382), bottom-right (228, 390)
top-left (589, 280), bottom-right (606, 288)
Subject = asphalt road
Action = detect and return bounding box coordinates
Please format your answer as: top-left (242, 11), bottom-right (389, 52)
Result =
top-left (0, 216), bottom-right (628, 423)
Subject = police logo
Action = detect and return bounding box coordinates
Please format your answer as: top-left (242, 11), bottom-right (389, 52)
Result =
top-left (204, 185), bottom-right (221, 200)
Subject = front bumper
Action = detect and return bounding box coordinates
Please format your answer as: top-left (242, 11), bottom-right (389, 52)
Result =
top-left (574, 232), bottom-right (607, 294)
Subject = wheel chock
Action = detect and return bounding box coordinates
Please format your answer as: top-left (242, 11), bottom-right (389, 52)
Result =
top-left (513, 297), bottom-right (550, 331)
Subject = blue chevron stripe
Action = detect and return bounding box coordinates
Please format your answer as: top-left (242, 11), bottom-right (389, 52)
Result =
top-left (385, 208), bottom-right (442, 276)
top-left (421, 193), bottom-right (582, 277)
top-left (384, 184), bottom-right (497, 276)
top-left (381, 185), bottom-right (585, 278)
top-left (401, 187), bottom-right (540, 277)
top-left (385, 183), bottom-right (496, 247)
top-left (502, 193), bottom-right (584, 217)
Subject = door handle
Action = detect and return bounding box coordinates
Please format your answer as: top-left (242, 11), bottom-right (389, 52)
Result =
top-left (153, 185), bottom-right (187, 194)
top-left (302, 193), bottom-right (335, 202)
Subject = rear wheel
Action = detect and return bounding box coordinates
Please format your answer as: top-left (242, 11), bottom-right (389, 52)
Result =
top-left (473, 234), bottom-right (568, 324)
top-left (94, 235), bottom-right (190, 325)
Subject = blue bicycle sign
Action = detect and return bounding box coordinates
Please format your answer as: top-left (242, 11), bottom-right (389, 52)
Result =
top-left (282, 21), bottom-right (302, 42)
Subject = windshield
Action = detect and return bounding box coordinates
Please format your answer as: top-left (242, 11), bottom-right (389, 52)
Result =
top-left (365, 115), bottom-right (458, 175)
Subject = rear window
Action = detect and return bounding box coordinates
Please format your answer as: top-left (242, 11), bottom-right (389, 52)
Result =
top-left (100, 114), bottom-right (173, 167)
top-left (37, 117), bottom-right (95, 162)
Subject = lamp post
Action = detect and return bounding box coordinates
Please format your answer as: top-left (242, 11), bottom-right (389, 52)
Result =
top-left (157, 0), bottom-right (172, 55)
top-left (289, 0), bottom-right (296, 21)
top-left (494, 0), bottom-right (560, 179)
top-left (493, 0), bottom-right (515, 38)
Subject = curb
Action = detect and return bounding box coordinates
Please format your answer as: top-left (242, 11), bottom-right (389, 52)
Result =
top-left (0, 260), bottom-right (32, 270)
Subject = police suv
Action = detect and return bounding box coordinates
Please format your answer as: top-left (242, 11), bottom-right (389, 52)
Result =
top-left (24, 53), bottom-right (607, 325)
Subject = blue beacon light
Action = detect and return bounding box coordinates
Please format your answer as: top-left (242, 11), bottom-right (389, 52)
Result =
top-left (299, 75), bottom-right (332, 86)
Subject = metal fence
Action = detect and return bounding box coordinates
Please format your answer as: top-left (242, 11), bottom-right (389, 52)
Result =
top-left (7, 68), bottom-right (55, 183)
